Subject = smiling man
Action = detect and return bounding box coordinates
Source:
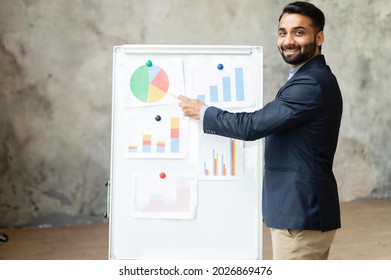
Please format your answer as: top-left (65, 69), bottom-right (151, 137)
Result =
top-left (278, 8), bottom-right (324, 67)
top-left (179, 2), bottom-right (343, 260)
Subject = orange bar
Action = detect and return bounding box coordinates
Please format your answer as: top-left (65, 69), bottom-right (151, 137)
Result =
top-left (157, 141), bottom-right (165, 147)
top-left (128, 145), bottom-right (137, 152)
top-left (232, 139), bottom-right (236, 176)
top-left (214, 153), bottom-right (218, 176)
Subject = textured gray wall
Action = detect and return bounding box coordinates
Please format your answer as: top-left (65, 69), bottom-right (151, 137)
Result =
top-left (0, 0), bottom-right (390, 228)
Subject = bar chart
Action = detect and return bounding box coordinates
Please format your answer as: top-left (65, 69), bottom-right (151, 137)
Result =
top-left (191, 62), bottom-right (255, 108)
top-left (124, 112), bottom-right (189, 158)
top-left (203, 139), bottom-right (238, 177)
top-left (198, 128), bottom-right (244, 179)
top-left (133, 172), bottom-right (198, 219)
top-left (128, 117), bottom-right (179, 154)
top-left (197, 68), bottom-right (245, 103)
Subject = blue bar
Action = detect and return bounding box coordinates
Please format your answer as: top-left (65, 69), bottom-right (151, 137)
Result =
top-left (221, 154), bottom-right (225, 175)
top-left (222, 77), bottom-right (231, 102)
top-left (210, 86), bottom-right (218, 102)
top-left (171, 138), bottom-right (179, 153)
top-left (197, 94), bottom-right (206, 102)
top-left (235, 68), bottom-right (244, 101)
top-left (143, 145), bottom-right (151, 153)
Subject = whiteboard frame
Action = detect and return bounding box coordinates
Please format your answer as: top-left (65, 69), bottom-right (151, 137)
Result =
top-left (108, 45), bottom-right (263, 260)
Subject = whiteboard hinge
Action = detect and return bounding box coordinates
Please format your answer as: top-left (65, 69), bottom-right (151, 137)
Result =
top-left (104, 180), bottom-right (110, 219)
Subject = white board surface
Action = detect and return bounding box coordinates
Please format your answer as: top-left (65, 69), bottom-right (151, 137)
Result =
top-left (109, 45), bottom-right (263, 259)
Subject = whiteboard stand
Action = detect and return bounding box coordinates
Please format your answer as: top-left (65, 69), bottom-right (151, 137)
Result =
top-left (108, 45), bottom-right (263, 259)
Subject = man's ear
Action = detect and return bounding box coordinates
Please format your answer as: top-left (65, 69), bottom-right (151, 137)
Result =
top-left (316, 31), bottom-right (324, 47)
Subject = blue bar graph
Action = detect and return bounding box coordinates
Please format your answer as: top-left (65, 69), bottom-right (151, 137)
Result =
top-left (196, 67), bottom-right (245, 104)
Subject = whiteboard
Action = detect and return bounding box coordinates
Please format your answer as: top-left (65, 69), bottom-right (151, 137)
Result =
top-left (108, 45), bottom-right (263, 259)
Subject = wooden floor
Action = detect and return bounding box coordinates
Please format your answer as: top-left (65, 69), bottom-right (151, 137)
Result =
top-left (0, 198), bottom-right (390, 260)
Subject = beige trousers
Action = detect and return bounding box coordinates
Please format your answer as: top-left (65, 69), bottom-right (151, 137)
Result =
top-left (270, 228), bottom-right (337, 260)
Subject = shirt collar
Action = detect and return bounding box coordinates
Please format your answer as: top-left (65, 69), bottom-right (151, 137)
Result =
top-left (287, 63), bottom-right (305, 80)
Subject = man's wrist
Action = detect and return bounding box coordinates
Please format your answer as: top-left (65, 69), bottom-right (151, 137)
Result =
top-left (200, 105), bottom-right (209, 121)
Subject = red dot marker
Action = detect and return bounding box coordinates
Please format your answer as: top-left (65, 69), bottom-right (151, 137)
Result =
top-left (159, 172), bottom-right (166, 179)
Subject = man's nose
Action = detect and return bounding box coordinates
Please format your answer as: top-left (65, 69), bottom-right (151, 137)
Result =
top-left (284, 33), bottom-right (295, 45)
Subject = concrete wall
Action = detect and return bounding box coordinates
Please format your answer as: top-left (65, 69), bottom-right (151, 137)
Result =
top-left (0, 0), bottom-right (390, 228)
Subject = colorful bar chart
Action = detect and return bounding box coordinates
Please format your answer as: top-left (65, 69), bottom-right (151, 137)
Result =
top-left (128, 117), bottom-right (180, 154)
top-left (203, 139), bottom-right (238, 177)
top-left (125, 112), bottom-right (188, 159)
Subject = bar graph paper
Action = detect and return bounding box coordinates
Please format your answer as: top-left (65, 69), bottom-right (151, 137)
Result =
top-left (123, 111), bottom-right (189, 158)
top-left (191, 62), bottom-right (255, 109)
top-left (198, 127), bottom-right (244, 179)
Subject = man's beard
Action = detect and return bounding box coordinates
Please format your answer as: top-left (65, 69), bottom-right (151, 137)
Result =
top-left (280, 40), bottom-right (317, 65)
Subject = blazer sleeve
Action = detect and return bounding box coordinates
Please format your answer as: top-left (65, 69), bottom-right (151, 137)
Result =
top-left (203, 74), bottom-right (323, 141)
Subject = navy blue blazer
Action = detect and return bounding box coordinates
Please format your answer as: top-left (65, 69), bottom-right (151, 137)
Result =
top-left (203, 55), bottom-right (342, 231)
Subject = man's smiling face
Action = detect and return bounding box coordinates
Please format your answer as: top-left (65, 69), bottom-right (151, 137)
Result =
top-left (277, 13), bottom-right (324, 68)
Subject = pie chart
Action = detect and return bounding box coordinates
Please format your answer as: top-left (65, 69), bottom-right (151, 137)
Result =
top-left (130, 64), bottom-right (169, 103)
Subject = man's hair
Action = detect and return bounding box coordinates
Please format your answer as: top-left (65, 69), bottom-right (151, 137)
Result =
top-left (279, 1), bottom-right (325, 32)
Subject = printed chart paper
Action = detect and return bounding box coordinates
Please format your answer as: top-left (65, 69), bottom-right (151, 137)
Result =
top-left (118, 58), bottom-right (185, 108)
top-left (198, 127), bottom-right (244, 180)
top-left (133, 171), bottom-right (198, 219)
top-left (123, 111), bottom-right (189, 158)
top-left (190, 61), bottom-right (255, 108)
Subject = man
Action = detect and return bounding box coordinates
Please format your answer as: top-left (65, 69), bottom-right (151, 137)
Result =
top-left (179, 2), bottom-right (343, 260)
